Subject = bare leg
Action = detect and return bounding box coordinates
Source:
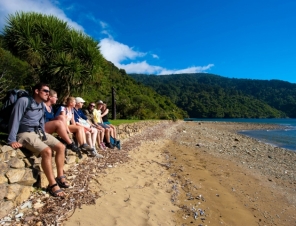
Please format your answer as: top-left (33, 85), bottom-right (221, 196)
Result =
top-left (91, 128), bottom-right (98, 148)
top-left (105, 128), bottom-right (111, 143)
top-left (110, 125), bottom-right (117, 139)
top-left (85, 131), bottom-right (92, 147)
top-left (69, 125), bottom-right (86, 146)
top-left (45, 120), bottom-right (72, 144)
top-left (40, 147), bottom-right (63, 196)
top-left (54, 142), bottom-right (66, 179)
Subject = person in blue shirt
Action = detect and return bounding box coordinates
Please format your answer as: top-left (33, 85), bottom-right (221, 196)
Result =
top-left (44, 89), bottom-right (79, 154)
top-left (74, 97), bottom-right (103, 158)
top-left (8, 83), bottom-right (67, 197)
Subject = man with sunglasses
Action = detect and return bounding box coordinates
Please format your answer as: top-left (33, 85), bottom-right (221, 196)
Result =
top-left (8, 83), bottom-right (67, 197)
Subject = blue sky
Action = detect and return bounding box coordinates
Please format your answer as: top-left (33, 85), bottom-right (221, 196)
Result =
top-left (1, 0), bottom-right (296, 83)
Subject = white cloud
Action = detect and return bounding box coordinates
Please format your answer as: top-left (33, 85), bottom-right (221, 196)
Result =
top-left (100, 37), bottom-right (214, 75)
top-left (152, 54), bottom-right (159, 59)
top-left (0, 0), bottom-right (83, 31)
top-left (119, 61), bottom-right (163, 74)
top-left (158, 64), bottom-right (215, 75)
top-left (100, 38), bottom-right (146, 65)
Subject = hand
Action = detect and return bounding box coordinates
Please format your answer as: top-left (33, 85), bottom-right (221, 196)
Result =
top-left (10, 142), bottom-right (23, 149)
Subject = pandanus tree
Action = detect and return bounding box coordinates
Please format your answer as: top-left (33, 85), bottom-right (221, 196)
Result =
top-left (2, 12), bottom-right (104, 101)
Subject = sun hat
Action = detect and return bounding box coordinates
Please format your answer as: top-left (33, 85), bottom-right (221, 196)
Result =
top-left (97, 100), bottom-right (104, 104)
top-left (75, 97), bottom-right (86, 103)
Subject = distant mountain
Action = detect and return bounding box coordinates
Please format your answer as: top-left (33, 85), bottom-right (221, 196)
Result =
top-left (129, 73), bottom-right (296, 118)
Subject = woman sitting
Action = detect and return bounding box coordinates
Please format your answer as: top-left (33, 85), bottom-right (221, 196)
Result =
top-left (55, 97), bottom-right (97, 157)
top-left (101, 103), bottom-right (118, 141)
top-left (93, 101), bottom-right (114, 149)
top-left (44, 90), bottom-right (79, 153)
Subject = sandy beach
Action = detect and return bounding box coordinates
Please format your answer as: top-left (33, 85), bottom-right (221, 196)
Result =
top-left (63, 120), bottom-right (295, 226)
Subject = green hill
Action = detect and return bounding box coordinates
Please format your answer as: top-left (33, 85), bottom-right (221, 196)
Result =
top-left (130, 73), bottom-right (296, 118)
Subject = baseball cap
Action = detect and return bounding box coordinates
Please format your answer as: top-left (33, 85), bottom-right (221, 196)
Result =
top-left (75, 97), bottom-right (86, 103)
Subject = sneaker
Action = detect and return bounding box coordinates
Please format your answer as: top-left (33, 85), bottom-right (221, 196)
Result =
top-left (101, 142), bottom-right (107, 149)
top-left (105, 142), bottom-right (114, 149)
top-left (80, 143), bottom-right (93, 152)
top-left (99, 143), bottom-right (106, 151)
top-left (90, 149), bottom-right (104, 158)
top-left (66, 142), bottom-right (80, 153)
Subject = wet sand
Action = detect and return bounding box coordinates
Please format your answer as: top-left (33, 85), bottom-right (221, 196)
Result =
top-left (65, 121), bottom-right (296, 226)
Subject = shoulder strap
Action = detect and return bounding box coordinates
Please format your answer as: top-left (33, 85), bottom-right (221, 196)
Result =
top-left (73, 108), bottom-right (82, 119)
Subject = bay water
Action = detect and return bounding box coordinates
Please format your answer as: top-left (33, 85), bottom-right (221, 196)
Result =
top-left (185, 118), bottom-right (296, 152)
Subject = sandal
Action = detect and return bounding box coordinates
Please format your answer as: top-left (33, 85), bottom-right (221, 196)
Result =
top-left (47, 183), bottom-right (64, 197)
top-left (55, 175), bottom-right (69, 188)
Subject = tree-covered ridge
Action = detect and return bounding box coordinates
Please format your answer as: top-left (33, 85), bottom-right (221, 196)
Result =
top-left (130, 73), bottom-right (296, 118)
top-left (0, 12), bottom-right (186, 120)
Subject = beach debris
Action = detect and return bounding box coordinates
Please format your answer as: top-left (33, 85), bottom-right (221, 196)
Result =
top-left (198, 209), bottom-right (205, 216)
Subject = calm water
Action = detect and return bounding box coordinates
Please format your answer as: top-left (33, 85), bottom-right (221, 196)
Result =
top-left (185, 118), bottom-right (296, 151)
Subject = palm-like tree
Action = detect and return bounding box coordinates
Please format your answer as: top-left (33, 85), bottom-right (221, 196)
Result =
top-left (2, 12), bottom-right (104, 99)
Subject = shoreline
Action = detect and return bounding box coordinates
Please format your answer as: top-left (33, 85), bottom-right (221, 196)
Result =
top-left (2, 121), bottom-right (295, 225)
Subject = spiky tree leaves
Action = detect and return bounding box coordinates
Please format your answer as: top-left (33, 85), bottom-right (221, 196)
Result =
top-left (2, 12), bottom-right (103, 100)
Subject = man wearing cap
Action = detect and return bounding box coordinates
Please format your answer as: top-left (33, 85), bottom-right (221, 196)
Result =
top-left (73, 97), bottom-right (104, 158)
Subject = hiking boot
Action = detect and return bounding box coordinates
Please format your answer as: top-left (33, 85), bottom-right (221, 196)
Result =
top-left (80, 143), bottom-right (93, 153)
top-left (105, 142), bottom-right (114, 149)
top-left (66, 142), bottom-right (80, 153)
top-left (90, 149), bottom-right (104, 158)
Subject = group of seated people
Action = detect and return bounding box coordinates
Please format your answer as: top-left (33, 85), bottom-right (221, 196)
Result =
top-left (8, 83), bottom-right (119, 197)
top-left (44, 90), bottom-right (120, 158)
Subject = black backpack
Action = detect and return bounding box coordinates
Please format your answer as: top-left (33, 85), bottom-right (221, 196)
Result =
top-left (0, 89), bottom-right (32, 133)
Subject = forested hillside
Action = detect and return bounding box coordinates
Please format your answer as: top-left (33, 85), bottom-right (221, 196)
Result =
top-left (0, 12), bottom-right (186, 120)
top-left (130, 73), bottom-right (296, 118)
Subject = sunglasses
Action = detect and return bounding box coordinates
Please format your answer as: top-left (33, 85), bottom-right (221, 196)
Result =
top-left (42, 89), bottom-right (50, 93)
top-left (90, 105), bottom-right (95, 107)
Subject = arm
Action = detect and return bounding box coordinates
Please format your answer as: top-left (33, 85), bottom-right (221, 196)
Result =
top-left (101, 108), bottom-right (109, 117)
top-left (8, 98), bottom-right (28, 147)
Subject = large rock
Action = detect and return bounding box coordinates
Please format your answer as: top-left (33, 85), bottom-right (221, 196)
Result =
top-left (23, 158), bottom-right (32, 167)
top-left (0, 184), bottom-right (7, 200)
top-left (5, 169), bottom-right (26, 184)
top-left (39, 172), bottom-right (48, 188)
top-left (18, 169), bottom-right (37, 186)
top-left (0, 175), bottom-right (8, 184)
top-left (14, 186), bottom-right (34, 206)
top-left (0, 150), bottom-right (17, 161)
top-left (0, 145), bottom-right (13, 153)
top-left (16, 149), bottom-right (26, 158)
top-left (5, 184), bottom-right (21, 201)
top-left (0, 162), bottom-right (9, 174)
top-left (9, 158), bottom-right (25, 169)
top-left (0, 201), bottom-right (14, 219)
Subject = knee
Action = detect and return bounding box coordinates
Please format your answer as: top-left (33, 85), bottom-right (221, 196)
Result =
top-left (41, 147), bottom-right (52, 158)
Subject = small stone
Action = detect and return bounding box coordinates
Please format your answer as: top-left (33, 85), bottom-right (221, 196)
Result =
top-left (20, 201), bottom-right (32, 209)
top-left (33, 202), bottom-right (44, 209)
top-left (15, 212), bottom-right (24, 218)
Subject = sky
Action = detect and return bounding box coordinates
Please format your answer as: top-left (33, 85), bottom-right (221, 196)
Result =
top-left (0, 0), bottom-right (296, 83)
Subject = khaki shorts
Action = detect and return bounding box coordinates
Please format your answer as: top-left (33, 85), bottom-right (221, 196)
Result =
top-left (17, 132), bottom-right (60, 156)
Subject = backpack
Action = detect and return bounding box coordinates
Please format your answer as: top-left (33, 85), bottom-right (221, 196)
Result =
top-left (0, 89), bottom-right (33, 133)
